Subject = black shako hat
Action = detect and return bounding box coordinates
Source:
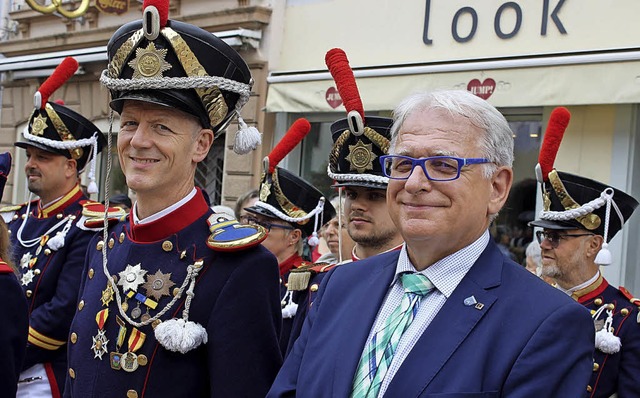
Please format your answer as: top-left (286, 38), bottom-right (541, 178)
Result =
top-left (529, 107), bottom-right (638, 265)
top-left (325, 48), bottom-right (392, 190)
top-left (245, 119), bottom-right (335, 237)
top-left (100, 0), bottom-right (261, 154)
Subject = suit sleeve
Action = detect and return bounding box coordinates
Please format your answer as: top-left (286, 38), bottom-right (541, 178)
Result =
top-left (23, 229), bottom-right (96, 369)
top-left (267, 265), bottom-right (338, 397)
top-left (207, 248), bottom-right (283, 398)
top-left (503, 301), bottom-right (595, 397)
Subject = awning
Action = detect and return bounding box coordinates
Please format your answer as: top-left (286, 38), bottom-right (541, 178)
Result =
top-left (266, 50), bottom-right (640, 111)
top-left (0, 28), bottom-right (262, 77)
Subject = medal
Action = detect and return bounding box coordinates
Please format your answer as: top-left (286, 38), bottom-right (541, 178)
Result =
top-left (109, 316), bottom-right (127, 370)
top-left (21, 269), bottom-right (35, 286)
top-left (19, 252), bottom-right (32, 269)
top-left (142, 270), bottom-right (175, 301)
top-left (121, 327), bottom-right (146, 373)
top-left (101, 283), bottom-right (115, 307)
top-left (125, 290), bottom-right (158, 321)
top-left (92, 309), bottom-right (110, 360)
top-left (131, 303), bottom-right (142, 319)
top-left (118, 263), bottom-right (147, 292)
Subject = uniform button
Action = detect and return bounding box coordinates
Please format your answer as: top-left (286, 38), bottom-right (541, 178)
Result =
top-left (78, 300), bottom-right (85, 311)
top-left (108, 238), bottom-right (115, 249)
top-left (68, 368), bottom-right (75, 379)
top-left (590, 309), bottom-right (596, 315)
top-left (162, 241), bottom-right (173, 252)
top-left (119, 233), bottom-right (125, 243)
top-left (587, 385), bottom-right (592, 392)
top-left (96, 241), bottom-right (104, 251)
top-left (310, 284), bottom-right (319, 292)
top-left (621, 308), bottom-right (630, 316)
top-left (173, 287), bottom-right (180, 297)
top-left (21, 214), bottom-right (26, 219)
top-left (127, 389), bottom-right (138, 398)
top-left (594, 298), bottom-right (603, 306)
top-left (12, 214), bottom-right (18, 221)
top-left (44, 249), bottom-right (51, 256)
top-left (26, 290), bottom-right (32, 298)
top-left (608, 303), bottom-right (615, 311)
top-left (57, 214), bottom-right (63, 219)
top-left (88, 269), bottom-right (95, 279)
top-left (70, 332), bottom-right (77, 344)
top-left (593, 362), bottom-right (599, 371)
top-left (34, 269), bottom-right (41, 275)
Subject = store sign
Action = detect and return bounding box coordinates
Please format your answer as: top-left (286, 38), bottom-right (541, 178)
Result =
top-left (96, 0), bottom-right (129, 15)
top-left (424, 0), bottom-right (566, 44)
top-left (325, 87), bottom-right (343, 109)
top-left (467, 78), bottom-right (496, 100)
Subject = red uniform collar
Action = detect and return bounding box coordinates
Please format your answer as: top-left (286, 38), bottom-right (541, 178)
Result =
top-left (573, 274), bottom-right (608, 303)
top-left (279, 253), bottom-right (304, 277)
top-left (37, 184), bottom-right (83, 218)
top-left (128, 188), bottom-right (210, 243)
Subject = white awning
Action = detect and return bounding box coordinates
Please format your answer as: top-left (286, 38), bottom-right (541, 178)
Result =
top-left (0, 28), bottom-right (262, 76)
top-left (266, 50), bottom-right (640, 111)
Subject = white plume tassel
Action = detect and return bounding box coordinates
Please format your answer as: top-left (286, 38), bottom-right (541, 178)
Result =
top-left (47, 218), bottom-right (73, 251)
top-left (281, 290), bottom-right (298, 319)
top-left (593, 305), bottom-right (621, 354)
top-left (154, 262), bottom-right (208, 353)
top-left (233, 116), bottom-right (262, 155)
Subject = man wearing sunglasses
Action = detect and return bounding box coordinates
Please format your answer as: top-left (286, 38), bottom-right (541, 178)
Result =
top-left (530, 108), bottom-right (640, 398)
top-left (269, 90), bottom-right (594, 398)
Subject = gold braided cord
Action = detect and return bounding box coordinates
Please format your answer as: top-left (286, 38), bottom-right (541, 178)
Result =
top-left (548, 170), bottom-right (601, 230)
top-left (44, 104), bottom-right (82, 160)
top-left (329, 127), bottom-right (390, 173)
top-left (162, 28), bottom-right (227, 128)
top-left (108, 29), bottom-right (144, 79)
top-left (271, 169), bottom-right (309, 222)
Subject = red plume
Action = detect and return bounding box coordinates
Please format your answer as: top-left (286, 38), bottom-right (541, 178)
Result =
top-left (539, 107), bottom-right (571, 181)
top-left (325, 48), bottom-right (364, 120)
top-left (37, 57), bottom-right (78, 109)
top-left (54, 99), bottom-right (65, 105)
top-left (144, 0), bottom-right (169, 28)
top-left (267, 118), bottom-right (311, 173)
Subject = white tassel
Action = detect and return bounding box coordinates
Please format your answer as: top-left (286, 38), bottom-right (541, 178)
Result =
top-left (85, 133), bottom-right (99, 195)
top-left (307, 231), bottom-right (319, 247)
top-left (87, 180), bottom-right (98, 195)
top-left (281, 290), bottom-right (298, 319)
top-left (233, 116), bottom-right (262, 155)
top-left (47, 231), bottom-right (65, 251)
top-left (595, 243), bottom-right (612, 266)
top-left (595, 327), bottom-right (621, 354)
top-left (154, 318), bottom-right (208, 354)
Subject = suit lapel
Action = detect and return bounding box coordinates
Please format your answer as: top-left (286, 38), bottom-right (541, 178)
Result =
top-left (332, 252), bottom-right (400, 397)
top-left (384, 242), bottom-right (503, 397)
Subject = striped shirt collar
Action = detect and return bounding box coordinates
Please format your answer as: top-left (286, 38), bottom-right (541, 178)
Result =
top-left (393, 230), bottom-right (490, 298)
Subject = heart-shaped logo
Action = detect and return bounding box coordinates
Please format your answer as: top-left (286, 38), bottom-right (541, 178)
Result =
top-left (325, 87), bottom-right (343, 109)
top-left (467, 78), bottom-right (496, 100)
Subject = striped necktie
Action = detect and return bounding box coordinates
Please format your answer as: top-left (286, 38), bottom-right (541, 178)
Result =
top-left (350, 272), bottom-right (435, 398)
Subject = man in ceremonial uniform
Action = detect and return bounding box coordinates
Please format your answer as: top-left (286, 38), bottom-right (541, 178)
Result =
top-left (269, 89), bottom-right (595, 397)
top-left (285, 49), bottom-right (402, 354)
top-left (64, 1), bottom-right (282, 396)
top-left (531, 107), bottom-right (640, 398)
top-left (243, 118), bottom-right (335, 355)
top-left (0, 57), bottom-right (106, 397)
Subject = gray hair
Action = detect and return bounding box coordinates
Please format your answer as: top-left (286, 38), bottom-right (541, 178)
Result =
top-left (389, 90), bottom-right (514, 178)
top-left (525, 239), bottom-right (543, 276)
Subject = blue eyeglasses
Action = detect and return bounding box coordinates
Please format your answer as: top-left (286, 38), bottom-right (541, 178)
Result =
top-left (379, 155), bottom-right (491, 181)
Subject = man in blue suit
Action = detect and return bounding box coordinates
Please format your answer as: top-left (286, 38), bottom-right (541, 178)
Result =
top-left (268, 90), bottom-right (595, 397)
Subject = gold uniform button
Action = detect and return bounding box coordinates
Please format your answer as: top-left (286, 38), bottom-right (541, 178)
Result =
top-left (26, 290), bottom-right (32, 298)
top-left (173, 287), bottom-right (180, 297)
top-left (78, 300), bottom-right (85, 311)
top-left (119, 232), bottom-right (125, 243)
top-left (608, 303), bottom-right (615, 311)
top-left (127, 390), bottom-right (138, 398)
top-left (21, 214), bottom-right (26, 220)
top-left (96, 241), bottom-right (104, 251)
top-left (310, 284), bottom-right (319, 292)
top-left (70, 332), bottom-right (77, 344)
top-left (108, 238), bottom-right (115, 249)
top-left (587, 385), bottom-right (592, 393)
top-left (34, 269), bottom-right (41, 275)
top-left (593, 362), bottom-right (600, 371)
top-left (12, 215), bottom-right (17, 221)
top-left (590, 309), bottom-right (597, 315)
top-left (621, 308), bottom-right (630, 316)
top-left (68, 368), bottom-right (75, 379)
top-left (44, 248), bottom-right (51, 256)
top-left (88, 269), bottom-right (95, 279)
top-left (56, 214), bottom-right (63, 219)
top-left (137, 354), bottom-right (148, 366)
top-left (162, 241), bottom-right (173, 252)
top-left (594, 298), bottom-right (603, 306)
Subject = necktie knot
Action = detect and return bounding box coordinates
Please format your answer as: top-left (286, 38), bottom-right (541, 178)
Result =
top-left (401, 273), bottom-right (434, 296)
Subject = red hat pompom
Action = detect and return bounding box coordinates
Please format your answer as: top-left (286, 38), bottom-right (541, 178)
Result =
top-left (325, 48), bottom-right (364, 120)
top-left (267, 118), bottom-right (311, 173)
top-left (144, 0), bottom-right (169, 28)
top-left (539, 107), bottom-right (570, 181)
top-left (36, 57), bottom-right (78, 109)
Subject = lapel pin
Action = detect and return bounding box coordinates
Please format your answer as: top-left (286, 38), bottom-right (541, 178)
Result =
top-left (475, 303), bottom-right (485, 310)
top-left (463, 296), bottom-right (477, 306)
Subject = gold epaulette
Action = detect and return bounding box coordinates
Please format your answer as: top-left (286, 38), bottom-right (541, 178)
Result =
top-left (287, 262), bottom-right (336, 291)
top-left (81, 200), bottom-right (127, 228)
top-left (0, 204), bottom-right (25, 213)
top-left (205, 213), bottom-right (267, 252)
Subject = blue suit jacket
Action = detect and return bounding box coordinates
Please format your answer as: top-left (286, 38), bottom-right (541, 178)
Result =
top-left (269, 240), bottom-right (595, 397)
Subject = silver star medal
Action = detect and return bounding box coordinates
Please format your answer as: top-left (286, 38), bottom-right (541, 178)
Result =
top-left (118, 264), bottom-right (147, 292)
top-left (20, 252), bottom-right (32, 269)
top-left (21, 269), bottom-right (35, 286)
top-left (91, 330), bottom-right (109, 360)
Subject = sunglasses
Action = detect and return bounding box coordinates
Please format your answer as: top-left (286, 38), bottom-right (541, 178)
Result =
top-left (535, 230), bottom-right (594, 249)
top-left (240, 216), bottom-right (294, 233)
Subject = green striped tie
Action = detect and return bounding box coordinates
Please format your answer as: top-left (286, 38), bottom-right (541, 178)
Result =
top-left (350, 273), bottom-right (434, 398)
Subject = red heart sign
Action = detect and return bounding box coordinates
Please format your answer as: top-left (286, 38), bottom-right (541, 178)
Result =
top-left (467, 78), bottom-right (496, 100)
top-left (325, 87), bottom-right (343, 109)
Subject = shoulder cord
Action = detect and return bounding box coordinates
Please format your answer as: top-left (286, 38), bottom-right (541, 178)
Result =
top-left (16, 193), bottom-right (72, 248)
